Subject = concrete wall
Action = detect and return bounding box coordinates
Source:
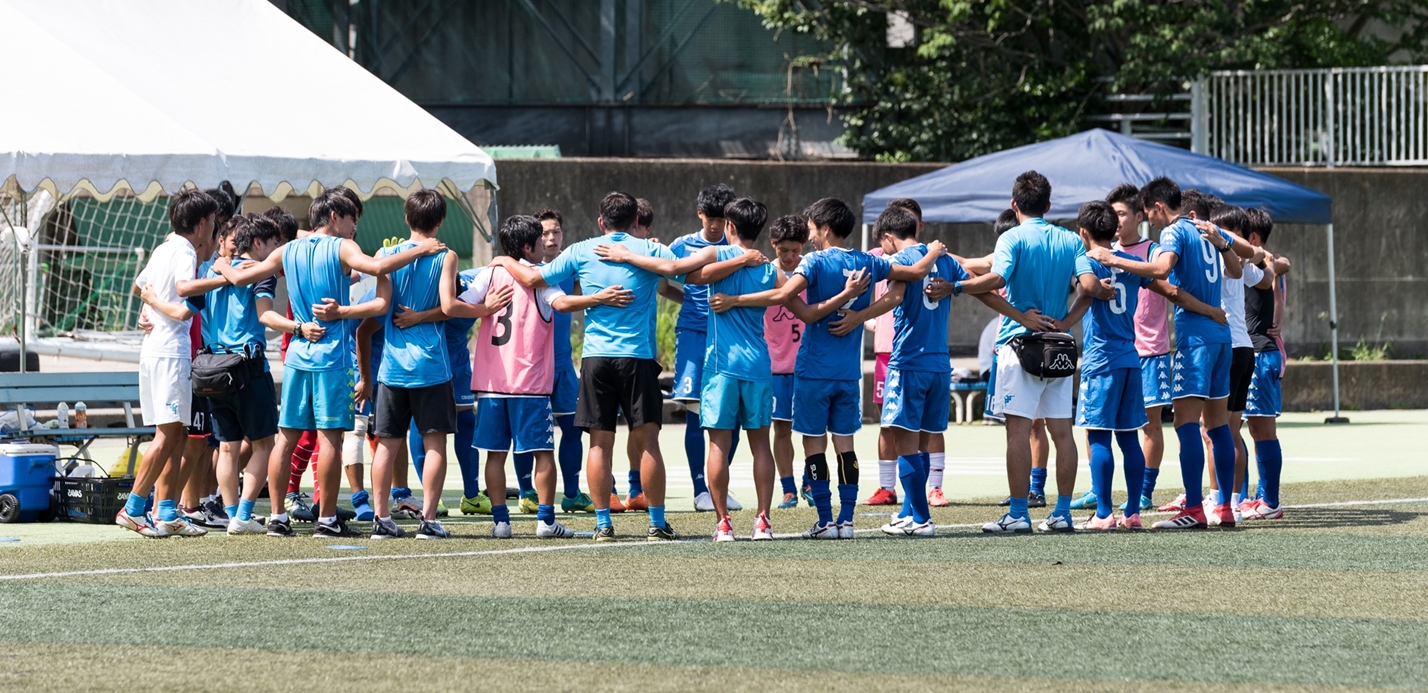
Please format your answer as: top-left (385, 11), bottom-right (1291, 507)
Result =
top-left (1283, 360), bottom-right (1428, 411)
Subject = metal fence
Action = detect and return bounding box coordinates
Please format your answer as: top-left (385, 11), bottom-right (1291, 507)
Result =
top-left (1200, 66), bottom-right (1428, 167)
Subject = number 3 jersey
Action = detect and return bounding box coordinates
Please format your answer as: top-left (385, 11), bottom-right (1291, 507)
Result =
top-left (1075, 250), bottom-right (1152, 376)
top-left (1157, 217), bottom-right (1230, 346)
top-left (460, 262), bottom-right (567, 396)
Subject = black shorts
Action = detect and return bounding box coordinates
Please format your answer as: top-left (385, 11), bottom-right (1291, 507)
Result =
top-left (576, 357), bottom-right (664, 431)
top-left (209, 372), bottom-right (279, 443)
top-left (187, 393), bottom-right (212, 438)
top-left (1227, 346), bottom-right (1255, 412)
top-left (373, 381), bottom-right (456, 438)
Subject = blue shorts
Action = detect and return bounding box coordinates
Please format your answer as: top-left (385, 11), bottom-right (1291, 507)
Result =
top-left (451, 361), bottom-right (475, 408)
top-left (701, 373), bottom-right (773, 430)
top-left (1173, 342), bottom-right (1232, 400)
top-left (671, 328), bottom-right (706, 401)
top-left (473, 396), bottom-right (555, 453)
top-left (880, 368), bottom-right (951, 433)
top-left (1076, 367), bottom-right (1149, 431)
top-left (1245, 350), bottom-right (1283, 418)
top-left (792, 378), bottom-right (862, 437)
top-left (1140, 353), bottom-right (1173, 408)
top-left (771, 373), bottom-right (795, 422)
top-left (551, 367), bottom-right (578, 416)
top-left (279, 367), bottom-right (355, 431)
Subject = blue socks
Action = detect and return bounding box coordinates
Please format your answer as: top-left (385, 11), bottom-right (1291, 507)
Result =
top-left (1116, 430), bottom-right (1147, 517)
top-left (407, 420), bottom-right (425, 481)
top-left (780, 475), bottom-right (796, 496)
top-left (1088, 430), bottom-right (1115, 519)
top-left (628, 469), bottom-right (643, 498)
top-left (1175, 423), bottom-right (1206, 507)
top-left (595, 508), bottom-right (612, 529)
top-left (649, 505), bottom-right (666, 528)
top-left (1009, 496), bottom-right (1029, 520)
top-left (537, 504), bottom-right (555, 524)
top-left (1207, 425), bottom-right (1236, 507)
top-left (157, 499), bottom-right (178, 523)
top-left (557, 414), bottom-right (582, 498)
top-left (1142, 467), bottom-right (1160, 503)
top-left (454, 409), bottom-right (480, 498)
top-left (491, 504), bottom-right (510, 524)
top-left (837, 484), bottom-right (858, 524)
top-left (1255, 439), bottom-right (1283, 507)
top-left (1053, 494), bottom-right (1072, 519)
top-left (1030, 466), bottom-right (1048, 496)
top-left (684, 411), bottom-right (709, 496)
top-left (897, 455), bottom-right (930, 523)
top-left (225, 504), bottom-right (238, 519)
top-left (513, 452), bottom-right (534, 495)
top-left (123, 490), bottom-right (147, 518)
top-left (237, 499), bottom-right (256, 522)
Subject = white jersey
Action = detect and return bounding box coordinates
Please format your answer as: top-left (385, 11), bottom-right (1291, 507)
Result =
top-left (137, 236), bottom-right (197, 360)
top-left (1222, 258), bottom-right (1264, 349)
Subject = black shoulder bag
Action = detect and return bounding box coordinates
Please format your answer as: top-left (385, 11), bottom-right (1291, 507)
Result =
top-left (1008, 332), bottom-right (1079, 379)
top-left (191, 344), bottom-right (259, 398)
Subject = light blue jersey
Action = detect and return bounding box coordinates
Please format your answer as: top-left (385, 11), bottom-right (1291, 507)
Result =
top-left (553, 276), bottom-right (575, 371)
top-left (888, 244), bottom-right (967, 373)
top-left (793, 247), bottom-right (892, 381)
top-left (705, 245), bottom-right (776, 381)
top-left (1076, 251), bottom-right (1152, 376)
top-left (1157, 217), bottom-right (1231, 346)
top-left (378, 242), bottom-right (451, 388)
top-left (283, 234), bottom-right (352, 372)
top-left (991, 218), bottom-right (1091, 347)
top-left (540, 232), bottom-right (676, 360)
top-left (200, 257), bottom-right (275, 370)
top-left (445, 269), bottom-right (480, 366)
top-left (669, 230), bottom-right (728, 332)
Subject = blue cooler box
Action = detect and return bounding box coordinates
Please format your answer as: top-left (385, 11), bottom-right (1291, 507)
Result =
top-left (0, 442), bottom-right (58, 522)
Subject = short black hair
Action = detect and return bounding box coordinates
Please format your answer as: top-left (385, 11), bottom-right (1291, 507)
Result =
top-left (1245, 207), bottom-right (1274, 243)
top-left (994, 209), bottom-right (1018, 235)
top-left (696, 184), bottom-right (736, 218)
top-left (263, 206), bottom-right (299, 242)
top-left (330, 186), bottom-right (364, 219)
top-left (1078, 200), bottom-right (1118, 242)
top-left (204, 183), bottom-right (238, 223)
top-left (1105, 183), bottom-right (1142, 210)
top-left (498, 215), bottom-right (543, 258)
top-left (308, 189), bottom-right (358, 231)
top-left (536, 209), bottom-right (563, 226)
top-left (723, 198), bottom-right (768, 242)
top-left (769, 214), bottom-right (808, 245)
top-left (636, 198), bottom-right (654, 227)
top-left (599, 191), bottom-right (639, 231)
top-left (404, 189), bottom-right (447, 232)
top-left (234, 213), bottom-right (282, 254)
top-left (1139, 177), bottom-right (1182, 212)
top-left (874, 205), bottom-right (919, 241)
top-left (169, 189), bottom-right (218, 235)
top-left (1012, 171), bottom-right (1052, 216)
top-left (803, 197), bottom-right (856, 238)
top-left (1209, 204), bottom-right (1249, 234)
top-left (1180, 189), bottom-right (1212, 219)
top-left (888, 197), bottom-right (923, 221)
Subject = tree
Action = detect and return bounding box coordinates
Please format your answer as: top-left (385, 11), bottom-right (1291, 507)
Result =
top-left (740, 0), bottom-right (1428, 161)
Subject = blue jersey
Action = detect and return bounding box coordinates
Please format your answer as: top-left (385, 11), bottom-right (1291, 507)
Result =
top-left (1077, 251), bottom-right (1152, 376)
top-left (540, 232), bottom-right (676, 360)
top-left (705, 246), bottom-right (776, 381)
top-left (991, 218), bottom-right (1091, 347)
top-left (553, 276), bottom-right (575, 371)
top-left (793, 247), bottom-right (892, 381)
top-left (888, 244), bottom-right (967, 373)
top-left (444, 268), bottom-right (479, 371)
top-left (1157, 217), bottom-right (1231, 346)
top-left (377, 242), bottom-right (451, 388)
top-left (283, 234), bottom-right (352, 372)
top-left (669, 230), bottom-right (728, 332)
top-left (200, 257), bottom-right (275, 369)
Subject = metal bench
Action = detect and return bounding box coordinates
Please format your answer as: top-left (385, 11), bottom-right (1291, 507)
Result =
top-left (950, 380), bottom-right (989, 424)
top-left (0, 372), bottom-right (155, 476)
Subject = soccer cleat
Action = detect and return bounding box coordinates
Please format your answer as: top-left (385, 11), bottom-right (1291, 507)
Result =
top-left (561, 491), bottom-right (595, 513)
top-left (1069, 491), bottom-right (1098, 510)
top-left (416, 520), bottom-right (451, 539)
top-left (982, 514), bottom-right (1032, 534)
top-left (314, 519), bottom-right (362, 539)
top-left (881, 514), bottom-right (913, 533)
top-left (624, 493), bottom-right (650, 512)
top-left (1037, 514), bottom-right (1075, 533)
top-left (490, 521), bottom-right (513, 539)
top-left (158, 518), bottom-right (208, 537)
top-left (726, 494), bottom-right (743, 511)
top-left (226, 516), bottom-right (266, 535)
top-left (751, 514), bottom-right (773, 541)
top-left (1118, 495), bottom-right (1154, 513)
top-left (1152, 506), bottom-right (1208, 530)
top-left (370, 517), bottom-right (407, 539)
top-left (200, 499), bottom-right (231, 528)
top-left (693, 491), bottom-right (716, 512)
top-left (1244, 501), bottom-right (1284, 520)
top-left (608, 493), bottom-right (628, 513)
top-left (265, 517), bottom-right (295, 537)
top-left (713, 516), bottom-right (735, 543)
top-left (593, 525), bottom-right (616, 542)
top-left (1117, 513), bottom-right (1143, 530)
top-left (536, 520), bottom-right (576, 539)
top-left (115, 510), bottom-right (166, 538)
top-left (518, 491), bottom-right (539, 514)
top-left (997, 496), bottom-right (1013, 507)
top-left (287, 492), bottom-right (316, 523)
top-left (1076, 514), bottom-right (1117, 531)
top-left (801, 484), bottom-right (815, 507)
top-left (461, 492), bottom-right (493, 515)
top-left (392, 495), bottom-right (423, 520)
top-left (1028, 491), bottom-right (1047, 508)
top-left (882, 517), bottom-right (934, 537)
top-left (351, 490), bottom-right (375, 522)
top-left (336, 505), bottom-right (357, 522)
top-left (864, 487), bottom-right (899, 506)
top-left (778, 492), bottom-right (799, 509)
top-left (1157, 494), bottom-right (1188, 513)
top-left (1209, 503), bottom-right (1237, 528)
top-left (837, 521), bottom-right (856, 539)
top-left (800, 522), bottom-right (839, 540)
top-left (434, 501), bottom-right (450, 518)
top-left (647, 523), bottom-right (681, 542)
top-left (928, 488), bottom-right (950, 507)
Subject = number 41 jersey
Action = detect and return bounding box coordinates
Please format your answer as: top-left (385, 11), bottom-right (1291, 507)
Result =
top-left (460, 262), bottom-right (567, 396)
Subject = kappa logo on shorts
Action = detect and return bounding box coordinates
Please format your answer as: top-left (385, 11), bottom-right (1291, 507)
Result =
top-left (1049, 353), bottom-right (1074, 371)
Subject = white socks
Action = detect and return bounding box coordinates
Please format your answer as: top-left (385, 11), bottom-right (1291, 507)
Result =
top-left (929, 452), bottom-right (947, 489)
top-left (878, 460), bottom-right (896, 490)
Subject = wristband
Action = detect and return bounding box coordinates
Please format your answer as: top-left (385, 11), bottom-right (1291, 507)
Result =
top-left (1219, 235), bottom-right (1234, 252)
top-left (952, 281), bottom-right (964, 297)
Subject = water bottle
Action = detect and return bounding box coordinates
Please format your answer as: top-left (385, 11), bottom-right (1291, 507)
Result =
top-left (57, 402), bottom-right (70, 428)
top-left (74, 402), bottom-right (88, 429)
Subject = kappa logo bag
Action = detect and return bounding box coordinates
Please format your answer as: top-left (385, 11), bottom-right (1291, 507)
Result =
top-left (1009, 332), bottom-right (1079, 378)
top-left (190, 345), bottom-right (256, 398)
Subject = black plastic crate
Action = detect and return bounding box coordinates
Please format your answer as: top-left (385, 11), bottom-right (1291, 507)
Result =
top-left (51, 476), bottom-right (134, 524)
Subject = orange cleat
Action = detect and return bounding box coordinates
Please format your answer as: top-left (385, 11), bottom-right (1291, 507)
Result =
top-left (864, 488), bottom-right (899, 506)
top-left (608, 493), bottom-right (627, 513)
top-left (1117, 513), bottom-right (1143, 530)
top-left (927, 488), bottom-right (951, 507)
top-left (624, 493), bottom-right (650, 512)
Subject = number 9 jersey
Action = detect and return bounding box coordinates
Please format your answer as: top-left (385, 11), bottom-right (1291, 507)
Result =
top-left (460, 262), bottom-right (567, 396)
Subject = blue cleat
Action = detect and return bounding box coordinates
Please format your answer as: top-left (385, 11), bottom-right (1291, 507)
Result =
top-left (778, 492), bottom-right (799, 509)
top-left (1069, 491), bottom-right (1098, 510)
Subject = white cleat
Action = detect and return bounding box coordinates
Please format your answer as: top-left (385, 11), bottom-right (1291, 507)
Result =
top-left (693, 491), bottom-right (716, 512)
top-left (882, 518), bottom-right (936, 537)
top-left (982, 514), bottom-right (1032, 534)
top-left (536, 520), bottom-right (575, 539)
top-left (490, 521), bottom-right (512, 539)
top-left (725, 494), bottom-right (743, 511)
top-left (837, 521), bottom-right (856, 539)
top-left (751, 514), bottom-right (773, 541)
top-left (713, 517), bottom-right (735, 543)
top-left (226, 517), bottom-right (266, 535)
top-left (116, 510), bottom-right (167, 538)
top-left (801, 521), bottom-right (839, 540)
top-left (157, 518), bottom-right (208, 537)
top-left (1037, 514), bottom-right (1075, 533)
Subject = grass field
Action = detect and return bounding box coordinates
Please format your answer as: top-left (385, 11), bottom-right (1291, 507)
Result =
top-left (2, 411), bottom-right (1427, 692)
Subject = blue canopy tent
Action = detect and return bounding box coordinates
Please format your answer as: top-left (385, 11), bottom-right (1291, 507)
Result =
top-left (862, 129), bottom-right (1347, 420)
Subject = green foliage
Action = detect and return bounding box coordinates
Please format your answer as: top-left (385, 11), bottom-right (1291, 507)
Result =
top-left (738, 0), bottom-right (1428, 161)
top-left (656, 297), bottom-right (680, 370)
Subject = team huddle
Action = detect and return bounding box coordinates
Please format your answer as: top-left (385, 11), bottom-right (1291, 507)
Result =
top-left (113, 170), bottom-right (1289, 542)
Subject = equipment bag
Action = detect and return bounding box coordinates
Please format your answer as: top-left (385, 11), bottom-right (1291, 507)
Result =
top-left (1009, 331), bottom-right (1079, 379)
top-left (190, 345), bottom-right (255, 398)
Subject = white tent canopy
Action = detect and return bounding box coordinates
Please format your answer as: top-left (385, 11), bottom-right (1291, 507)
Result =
top-left (0, 0), bottom-right (497, 201)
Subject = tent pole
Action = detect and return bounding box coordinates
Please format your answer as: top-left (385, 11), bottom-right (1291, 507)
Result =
top-left (860, 223), bottom-right (868, 252)
top-left (1324, 222), bottom-right (1348, 424)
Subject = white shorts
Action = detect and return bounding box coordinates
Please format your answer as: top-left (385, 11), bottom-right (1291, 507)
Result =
top-left (989, 343), bottom-right (1073, 420)
top-left (139, 357), bottom-right (192, 426)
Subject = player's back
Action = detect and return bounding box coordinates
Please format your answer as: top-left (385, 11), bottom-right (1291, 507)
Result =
top-left (1079, 251), bottom-right (1146, 376)
top-left (795, 247), bottom-right (891, 381)
top-left (1158, 217), bottom-right (1230, 345)
top-left (201, 257), bottom-right (268, 352)
top-left (706, 246), bottom-right (776, 379)
top-left (764, 267), bottom-right (803, 375)
top-left (471, 265), bottom-right (557, 395)
top-left (1114, 238), bottom-right (1170, 357)
top-left (889, 244), bottom-right (966, 373)
top-left (378, 243), bottom-right (450, 387)
top-left (283, 234), bottom-right (351, 371)
top-left (542, 232), bottom-right (671, 360)
top-left (671, 230), bottom-right (727, 331)
top-left (552, 275), bottom-right (576, 370)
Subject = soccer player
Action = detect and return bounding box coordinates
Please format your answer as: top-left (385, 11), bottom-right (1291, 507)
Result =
top-left (864, 239), bottom-right (899, 508)
top-left (662, 184), bottom-right (744, 512)
top-left (1241, 208), bottom-right (1289, 520)
top-left (764, 215), bottom-right (807, 509)
top-left (212, 189), bottom-right (444, 538)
